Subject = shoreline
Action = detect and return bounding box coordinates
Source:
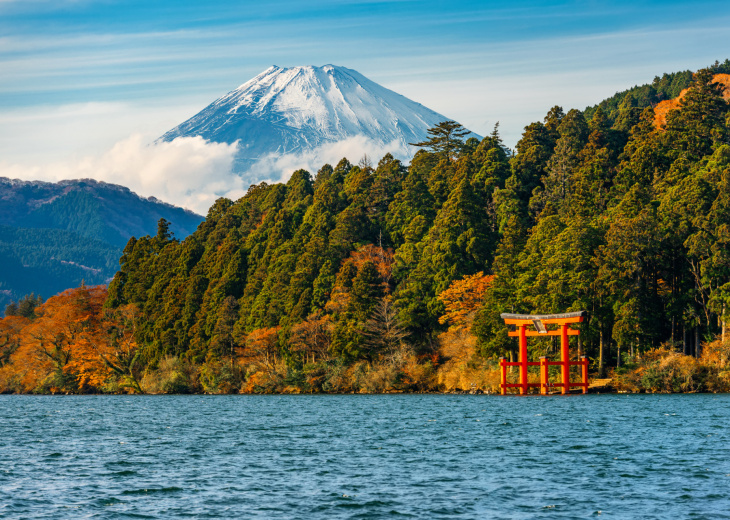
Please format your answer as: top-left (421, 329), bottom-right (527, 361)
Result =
top-left (9, 389), bottom-right (728, 396)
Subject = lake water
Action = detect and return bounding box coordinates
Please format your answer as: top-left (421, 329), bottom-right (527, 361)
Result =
top-left (1, 394), bottom-right (729, 519)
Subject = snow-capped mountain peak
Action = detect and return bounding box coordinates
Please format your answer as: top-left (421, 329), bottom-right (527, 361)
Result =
top-left (159, 65), bottom-right (479, 176)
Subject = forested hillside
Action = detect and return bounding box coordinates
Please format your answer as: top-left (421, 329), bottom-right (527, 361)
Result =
top-left (0, 178), bottom-right (204, 311)
top-left (2, 65), bottom-right (730, 394)
top-left (475, 68), bottom-right (730, 371)
top-left (0, 178), bottom-right (203, 248)
top-left (0, 225), bottom-right (120, 300)
top-left (583, 58), bottom-right (730, 122)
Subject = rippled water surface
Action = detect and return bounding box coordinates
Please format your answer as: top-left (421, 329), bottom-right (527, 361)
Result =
top-left (1, 394), bottom-right (729, 519)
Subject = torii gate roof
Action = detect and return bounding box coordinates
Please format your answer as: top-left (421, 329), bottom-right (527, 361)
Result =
top-left (500, 311), bottom-right (587, 323)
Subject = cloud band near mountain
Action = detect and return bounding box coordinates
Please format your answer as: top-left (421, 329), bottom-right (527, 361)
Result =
top-left (0, 134), bottom-right (410, 215)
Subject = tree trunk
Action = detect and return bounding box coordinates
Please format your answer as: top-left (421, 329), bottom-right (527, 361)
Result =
top-left (695, 327), bottom-right (701, 358)
top-left (683, 327), bottom-right (688, 356)
top-left (599, 327), bottom-right (605, 377)
top-left (722, 304), bottom-right (726, 343)
top-left (617, 343), bottom-right (621, 368)
top-left (578, 335), bottom-right (583, 357)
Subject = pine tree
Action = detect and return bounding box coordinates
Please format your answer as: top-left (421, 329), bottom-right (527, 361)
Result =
top-left (665, 68), bottom-right (729, 162)
top-left (474, 215), bottom-right (527, 358)
top-left (410, 121), bottom-right (470, 160)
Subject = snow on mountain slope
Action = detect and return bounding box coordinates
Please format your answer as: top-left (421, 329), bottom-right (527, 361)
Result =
top-left (159, 65), bottom-right (480, 177)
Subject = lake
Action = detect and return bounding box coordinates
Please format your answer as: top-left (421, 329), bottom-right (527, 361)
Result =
top-left (1, 394), bottom-right (729, 519)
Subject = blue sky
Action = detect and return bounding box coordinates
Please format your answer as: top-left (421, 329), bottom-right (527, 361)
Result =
top-left (1, 0), bottom-right (729, 210)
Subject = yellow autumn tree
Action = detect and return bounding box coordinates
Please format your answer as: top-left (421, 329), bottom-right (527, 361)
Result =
top-left (437, 272), bottom-right (494, 330)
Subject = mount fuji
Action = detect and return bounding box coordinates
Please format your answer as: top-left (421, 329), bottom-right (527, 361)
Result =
top-left (159, 65), bottom-right (480, 178)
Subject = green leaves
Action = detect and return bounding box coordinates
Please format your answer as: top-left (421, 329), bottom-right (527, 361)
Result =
top-left (104, 72), bottom-right (730, 376)
top-left (409, 120), bottom-right (471, 160)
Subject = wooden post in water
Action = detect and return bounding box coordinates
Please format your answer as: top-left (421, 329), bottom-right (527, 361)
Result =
top-left (519, 325), bottom-right (528, 395)
top-left (540, 357), bottom-right (548, 395)
top-left (581, 356), bottom-right (588, 394)
top-left (500, 357), bottom-right (506, 395)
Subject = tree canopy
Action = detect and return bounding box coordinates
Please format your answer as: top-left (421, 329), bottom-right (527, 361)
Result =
top-left (409, 120), bottom-right (471, 160)
top-left (3, 63), bottom-right (730, 394)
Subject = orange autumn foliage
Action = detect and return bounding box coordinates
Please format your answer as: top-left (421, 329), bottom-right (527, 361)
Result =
top-left (93, 303), bottom-right (143, 393)
top-left (437, 272), bottom-right (495, 329)
top-left (238, 326), bottom-right (281, 371)
top-left (5, 285), bottom-right (108, 392)
top-left (289, 311), bottom-right (333, 364)
top-left (0, 315), bottom-right (29, 364)
top-left (325, 244), bottom-right (395, 315)
top-left (654, 73), bottom-right (730, 128)
top-left (349, 244), bottom-right (395, 285)
top-left (0, 285), bottom-right (142, 394)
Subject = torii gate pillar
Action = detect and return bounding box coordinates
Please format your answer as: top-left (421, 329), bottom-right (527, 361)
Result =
top-left (499, 311), bottom-right (589, 395)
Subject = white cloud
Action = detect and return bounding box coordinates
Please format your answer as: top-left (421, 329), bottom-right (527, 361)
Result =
top-left (0, 101), bottom-right (205, 164)
top-left (0, 134), bottom-right (412, 216)
top-left (245, 136), bottom-right (412, 185)
top-left (0, 135), bottom-right (241, 215)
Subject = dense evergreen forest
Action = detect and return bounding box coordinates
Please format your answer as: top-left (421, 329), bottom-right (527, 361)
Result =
top-left (2, 63), bottom-right (730, 394)
top-left (0, 225), bottom-right (120, 300)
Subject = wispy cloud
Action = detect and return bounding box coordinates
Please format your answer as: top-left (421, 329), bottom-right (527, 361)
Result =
top-left (0, 101), bottom-right (203, 163)
top-left (0, 135), bottom-right (241, 215)
top-left (1, 0), bottom-right (729, 197)
top-left (0, 133), bottom-right (413, 215)
top-left (246, 136), bottom-right (411, 186)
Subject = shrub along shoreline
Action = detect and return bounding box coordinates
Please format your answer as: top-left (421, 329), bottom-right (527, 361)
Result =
top-left (4, 64), bottom-right (730, 394)
top-left (1, 286), bottom-right (728, 395)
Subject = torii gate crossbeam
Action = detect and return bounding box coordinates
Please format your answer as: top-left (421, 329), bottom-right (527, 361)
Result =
top-left (499, 311), bottom-right (589, 395)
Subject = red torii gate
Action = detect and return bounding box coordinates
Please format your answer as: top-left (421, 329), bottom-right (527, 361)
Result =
top-left (499, 311), bottom-right (589, 395)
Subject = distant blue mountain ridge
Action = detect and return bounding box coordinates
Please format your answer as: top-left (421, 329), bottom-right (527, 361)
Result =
top-left (0, 178), bottom-right (204, 312)
top-left (2, 65), bottom-right (480, 311)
